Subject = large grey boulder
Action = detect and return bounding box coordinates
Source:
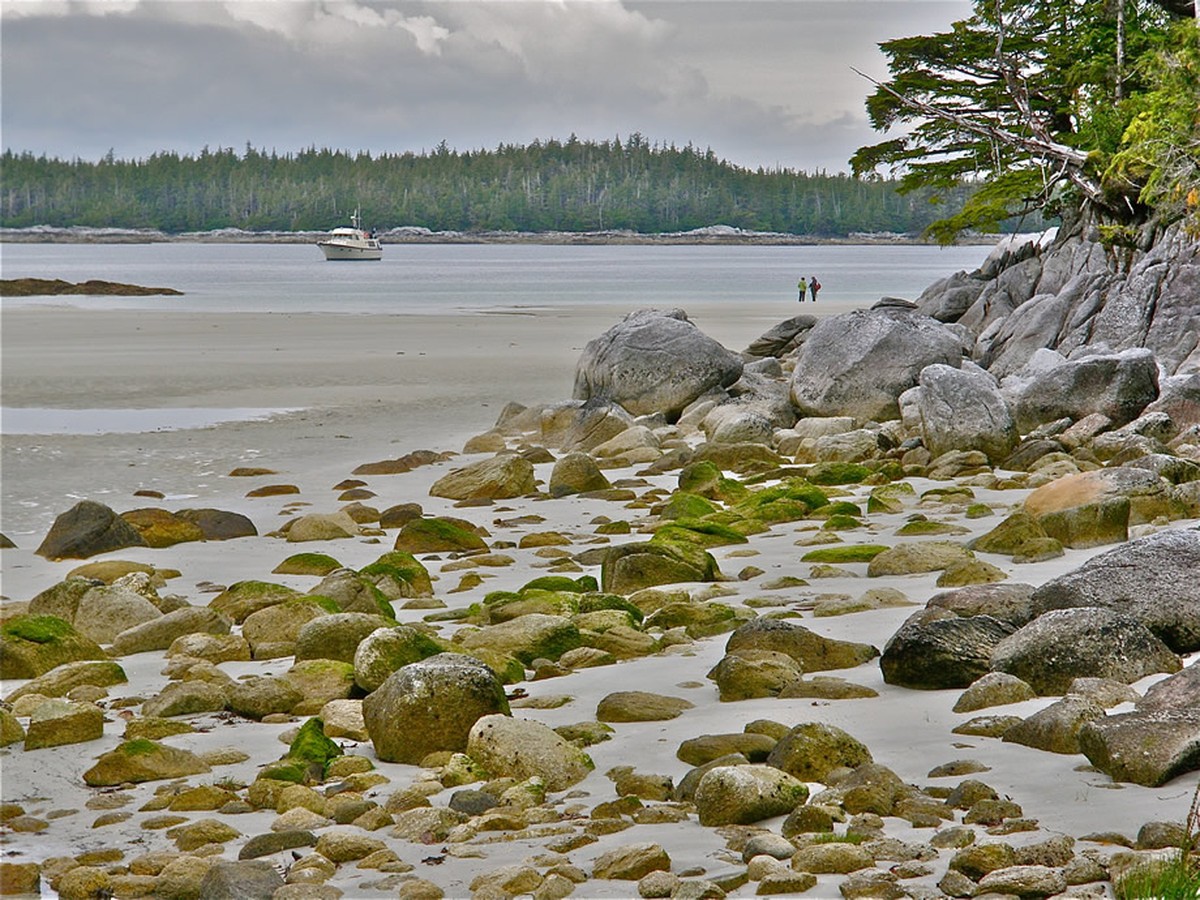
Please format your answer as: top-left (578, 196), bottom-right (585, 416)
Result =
top-left (72, 583), bottom-right (163, 645)
top-left (914, 363), bottom-right (1018, 462)
top-left (1030, 528), bottom-right (1200, 653)
top-left (881, 608), bottom-right (1016, 690)
top-left (362, 653), bottom-right (510, 764)
top-left (789, 307), bottom-right (965, 421)
top-left (926, 583), bottom-right (1037, 628)
top-left (573, 308), bottom-right (744, 419)
top-left (1138, 661), bottom-right (1200, 713)
top-left (991, 608), bottom-right (1181, 695)
top-left (1013, 348), bottom-right (1160, 432)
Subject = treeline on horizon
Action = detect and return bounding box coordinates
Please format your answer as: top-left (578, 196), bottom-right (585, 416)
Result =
top-left (0, 134), bottom-right (1000, 236)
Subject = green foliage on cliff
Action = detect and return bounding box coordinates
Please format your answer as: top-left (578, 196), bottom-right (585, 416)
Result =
top-left (853, 0), bottom-right (1199, 241)
top-left (0, 135), bottom-right (975, 237)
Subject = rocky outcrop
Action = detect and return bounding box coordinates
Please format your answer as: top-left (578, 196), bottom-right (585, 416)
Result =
top-left (789, 307), bottom-right (966, 421)
top-left (918, 222), bottom-right (1199, 378)
top-left (573, 308), bottom-right (744, 419)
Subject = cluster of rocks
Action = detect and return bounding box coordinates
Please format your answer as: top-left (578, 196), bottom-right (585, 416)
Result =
top-left (2, 224), bottom-right (1199, 898)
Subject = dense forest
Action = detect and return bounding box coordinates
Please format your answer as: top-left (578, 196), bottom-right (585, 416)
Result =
top-left (0, 135), bottom-right (980, 237)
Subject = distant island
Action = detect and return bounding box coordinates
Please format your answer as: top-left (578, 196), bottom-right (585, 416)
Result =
top-left (0, 278), bottom-right (183, 297)
top-left (0, 138), bottom-right (1038, 239)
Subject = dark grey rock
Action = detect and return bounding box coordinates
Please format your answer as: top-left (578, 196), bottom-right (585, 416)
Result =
top-left (926, 583), bottom-right (1037, 628)
top-left (35, 500), bottom-right (147, 561)
top-left (881, 609), bottom-right (1016, 690)
top-left (198, 860), bottom-right (284, 899)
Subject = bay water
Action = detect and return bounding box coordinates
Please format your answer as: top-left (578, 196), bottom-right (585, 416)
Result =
top-left (1, 241), bottom-right (991, 315)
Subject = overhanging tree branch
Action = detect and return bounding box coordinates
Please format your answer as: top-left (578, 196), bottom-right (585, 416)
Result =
top-left (851, 65), bottom-right (1105, 204)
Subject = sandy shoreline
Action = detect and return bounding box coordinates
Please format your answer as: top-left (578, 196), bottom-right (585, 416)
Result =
top-left (1, 301), bottom-right (1197, 899)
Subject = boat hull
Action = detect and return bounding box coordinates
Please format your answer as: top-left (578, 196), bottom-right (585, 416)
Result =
top-left (318, 241), bottom-right (382, 261)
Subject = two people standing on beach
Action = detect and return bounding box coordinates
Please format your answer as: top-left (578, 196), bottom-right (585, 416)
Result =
top-left (797, 275), bottom-right (821, 302)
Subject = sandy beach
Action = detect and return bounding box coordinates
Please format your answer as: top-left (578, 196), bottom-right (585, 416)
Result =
top-left (1, 300), bottom-right (1197, 899)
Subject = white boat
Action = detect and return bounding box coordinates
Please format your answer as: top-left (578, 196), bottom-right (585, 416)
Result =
top-left (317, 209), bottom-right (382, 260)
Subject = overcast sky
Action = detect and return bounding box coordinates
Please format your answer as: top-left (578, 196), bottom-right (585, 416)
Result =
top-left (1, 0), bottom-right (972, 174)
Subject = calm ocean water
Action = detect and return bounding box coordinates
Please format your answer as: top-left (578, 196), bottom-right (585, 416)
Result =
top-left (0, 241), bottom-right (993, 314)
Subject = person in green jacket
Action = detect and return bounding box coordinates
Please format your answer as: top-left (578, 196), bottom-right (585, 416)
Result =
top-left (797, 277), bottom-right (808, 302)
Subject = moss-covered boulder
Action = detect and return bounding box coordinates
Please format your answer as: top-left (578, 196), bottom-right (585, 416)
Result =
top-left (287, 717), bottom-right (344, 772)
top-left (725, 617), bottom-right (879, 672)
top-left (651, 520), bottom-right (749, 549)
top-left (35, 500), bottom-right (147, 560)
top-left (0, 615), bottom-right (108, 679)
top-left (867, 482), bottom-right (916, 514)
top-left (307, 569), bottom-right (394, 618)
top-left (0, 709), bottom-right (26, 747)
top-left (294, 613), bottom-right (394, 664)
top-left (395, 517), bottom-right (489, 555)
top-left (643, 601), bottom-right (742, 639)
top-left (969, 510), bottom-right (1053, 556)
top-left (806, 462), bottom-right (872, 485)
top-left (83, 739), bottom-right (211, 786)
top-left (765, 722), bottom-right (873, 782)
top-left (429, 452), bottom-right (537, 501)
top-left (800, 545), bottom-right (888, 564)
top-left (352, 625), bottom-right (445, 692)
top-left (657, 492), bottom-right (719, 520)
top-left (208, 580), bottom-right (302, 624)
top-left (601, 541), bottom-right (721, 594)
top-left (273, 552), bottom-right (343, 576)
top-left (457, 614), bottom-right (581, 664)
top-left (677, 460), bottom-right (749, 503)
top-left (734, 479), bottom-right (829, 524)
top-left (363, 653), bottom-right (511, 764)
top-left (119, 507), bottom-right (206, 548)
top-left (359, 551), bottom-right (433, 598)
top-left (485, 590), bottom-right (581, 623)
